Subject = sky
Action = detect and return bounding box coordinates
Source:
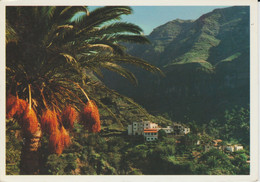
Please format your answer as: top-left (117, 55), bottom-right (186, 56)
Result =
top-left (88, 6), bottom-right (228, 35)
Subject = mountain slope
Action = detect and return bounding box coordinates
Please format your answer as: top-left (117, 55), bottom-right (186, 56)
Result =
top-left (102, 6), bottom-right (250, 123)
top-left (129, 6), bottom-right (249, 70)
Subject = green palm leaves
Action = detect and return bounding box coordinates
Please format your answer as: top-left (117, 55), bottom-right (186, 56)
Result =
top-left (6, 6), bottom-right (163, 112)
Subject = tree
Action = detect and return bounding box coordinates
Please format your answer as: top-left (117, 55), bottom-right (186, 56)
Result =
top-left (197, 148), bottom-right (235, 174)
top-left (231, 152), bottom-right (249, 174)
top-left (158, 129), bottom-right (167, 140)
top-left (6, 6), bottom-right (162, 174)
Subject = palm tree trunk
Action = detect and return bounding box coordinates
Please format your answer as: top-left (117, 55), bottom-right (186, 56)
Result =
top-left (20, 123), bottom-right (42, 175)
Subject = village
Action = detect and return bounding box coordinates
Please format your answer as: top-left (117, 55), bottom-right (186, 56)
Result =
top-left (127, 120), bottom-right (244, 153)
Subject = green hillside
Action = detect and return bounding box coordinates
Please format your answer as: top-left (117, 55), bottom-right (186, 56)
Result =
top-left (103, 6), bottom-right (250, 124)
top-left (128, 6), bottom-right (249, 70)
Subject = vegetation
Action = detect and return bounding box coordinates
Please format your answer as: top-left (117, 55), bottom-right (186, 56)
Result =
top-left (6, 6), bottom-right (162, 174)
top-left (207, 106), bottom-right (249, 146)
top-left (6, 106), bottom-right (249, 175)
top-left (8, 114), bottom-right (249, 175)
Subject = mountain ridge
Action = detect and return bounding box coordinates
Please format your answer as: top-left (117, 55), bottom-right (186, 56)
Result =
top-left (102, 6), bottom-right (249, 123)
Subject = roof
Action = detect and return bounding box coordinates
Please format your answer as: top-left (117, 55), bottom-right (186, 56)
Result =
top-left (144, 129), bottom-right (158, 133)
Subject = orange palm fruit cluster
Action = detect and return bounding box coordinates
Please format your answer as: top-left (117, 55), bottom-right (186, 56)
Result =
top-left (41, 107), bottom-right (74, 155)
top-left (41, 109), bottom-right (59, 134)
top-left (6, 94), bottom-right (17, 118)
top-left (6, 94), bottom-right (28, 119)
top-left (60, 126), bottom-right (71, 148)
top-left (16, 99), bottom-right (28, 116)
top-left (48, 126), bottom-right (71, 155)
top-left (21, 106), bottom-right (39, 134)
top-left (80, 100), bottom-right (101, 133)
top-left (49, 129), bottom-right (63, 155)
top-left (61, 106), bottom-right (78, 129)
top-left (6, 94), bottom-right (39, 135)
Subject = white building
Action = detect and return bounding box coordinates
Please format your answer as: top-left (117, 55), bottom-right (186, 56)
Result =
top-left (160, 126), bottom-right (174, 134)
top-left (173, 123), bottom-right (190, 136)
top-left (143, 129), bottom-right (158, 141)
top-left (226, 145), bottom-right (235, 152)
top-left (128, 121), bottom-right (190, 141)
top-left (225, 144), bottom-right (243, 152)
top-left (234, 145), bottom-right (243, 151)
top-left (143, 120), bottom-right (158, 129)
top-left (183, 127), bottom-right (190, 134)
top-left (128, 121), bottom-right (159, 136)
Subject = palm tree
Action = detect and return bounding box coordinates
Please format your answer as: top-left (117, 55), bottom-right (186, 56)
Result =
top-left (6, 6), bottom-right (163, 174)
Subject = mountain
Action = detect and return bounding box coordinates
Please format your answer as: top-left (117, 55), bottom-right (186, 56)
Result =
top-left (102, 6), bottom-right (250, 123)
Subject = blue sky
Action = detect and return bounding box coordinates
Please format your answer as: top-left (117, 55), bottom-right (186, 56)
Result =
top-left (88, 6), bottom-right (228, 35)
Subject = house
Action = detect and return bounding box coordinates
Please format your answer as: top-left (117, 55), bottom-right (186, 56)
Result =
top-left (226, 144), bottom-right (243, 152)
top-left (160, 126), bottom-right (174, 134)
top-left (144, 120), bottom-right (159, 129)
top-left (204, 139), bottom-right (223, 152)
top-left (128, 120), bottom-right (190, 141)
top-left (143, 129), bottom-right (158, 141)
top-left (213, 139), bottom-right (222, 146)
top-left (196, 140), bottom-right (201, 145)
top-left (234, 145), bottom-right (243, 151)
top-left (213, 139), bottom-right (223, 149)
top-left (203, 139), bottom-right (244, 153)
top-left (127, 121), bottom-right (159, 136)
top-left (226, 145), bottom-right (235, 152)
top-left (128, 121), bottom-right (167, 141)
top-left (172, 123), bottom-right (190, 136)
top-left (128, 121), bottom-right (143, 135)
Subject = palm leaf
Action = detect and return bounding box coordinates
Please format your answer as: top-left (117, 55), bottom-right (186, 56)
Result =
top-left (60, 6), bottom-right (88, 22)
top-left (108, 34), bottom-right (150, 44)
top-left (6, 6), bottom-right (162, 126)
top-left (74, 6), bottom-right (133, 34)
top-left (100, 62), bottom-right (138, 85)
top-left (77, 41), bottom-right (126, 55)
top-left (108, 56), bottom-right (164, 76)
top-left (6, 21), bottom-right (18, 43)
top-left (94, 22), bottom-right (144, 35)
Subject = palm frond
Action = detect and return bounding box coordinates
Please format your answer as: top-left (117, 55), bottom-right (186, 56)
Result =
top-left (46, 7), bottom-right (57, 19)
top-left (77, 41), bottom-right (126, 55)
top-left (70, 11), bottom-right (88, 24)
top-left (85, 44), bottom-right (114, 52)
top-left (95, 22), bottom-right (144, 35)
top-left (6, 21), bottom-right (18, 44)
top-left (108, 56), bottom-right (165, 76)
top-left (60, 6), bottom-right (88, 22)
top-left (60, 53), bottom-right (77, 64)
top-left (74, 6), bottom-right (133, 34)
top-left (6, 6), bottom-right (163, 130)
top-left (85, 65), bottom-right (104, 79)
top-left (100, 62), bottom-right (138, 85)
top-left (108, 34), bottom-right (150, 44)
